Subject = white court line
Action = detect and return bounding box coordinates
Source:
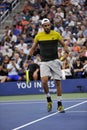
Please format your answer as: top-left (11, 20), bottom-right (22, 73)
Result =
top-left (12, 100), bottom-right (87, 130)
top-left (66, 111), bottom-right (87, 113)
top-left (0, 99), bottom-right (87, 105)
top-left (0, 98), bottom-right (87, 103)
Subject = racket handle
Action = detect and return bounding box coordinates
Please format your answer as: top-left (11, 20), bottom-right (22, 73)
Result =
top-left (25, 70), bottom-right (30, 84)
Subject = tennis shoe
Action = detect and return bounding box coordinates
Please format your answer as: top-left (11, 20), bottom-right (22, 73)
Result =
top-left (58, 105), bottom-right (65, 113)
top-left (47, 102), bottom-right (52, 112)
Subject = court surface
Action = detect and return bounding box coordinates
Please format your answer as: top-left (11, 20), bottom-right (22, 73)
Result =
top-left (0, 94), bottom-right (87, 130)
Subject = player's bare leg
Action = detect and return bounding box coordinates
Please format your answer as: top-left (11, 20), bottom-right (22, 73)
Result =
top-left (41, 76), bottom-right (52, 112)
top-left (55, 80), bottom-right (65, 113)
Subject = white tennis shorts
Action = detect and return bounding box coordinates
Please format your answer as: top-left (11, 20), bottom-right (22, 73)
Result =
top-left (40, 59), bottom-right (62, 80)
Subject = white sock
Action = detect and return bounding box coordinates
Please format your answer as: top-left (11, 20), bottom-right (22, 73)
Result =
top-left (46, 93), bottom-right (51, 98)
top-left (57, 96), bottom-right (62, 102)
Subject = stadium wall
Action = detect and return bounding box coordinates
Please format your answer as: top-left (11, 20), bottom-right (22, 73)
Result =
top-left (0, 79), bottom-right (87, 96)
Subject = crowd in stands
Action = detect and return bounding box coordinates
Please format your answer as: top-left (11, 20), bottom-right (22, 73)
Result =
top-left (0, 0), bottom-right (14, 17)
top-left (0, 0), bottom-right (19, 23)
top-left (0, 0), bottom-right (87, 83)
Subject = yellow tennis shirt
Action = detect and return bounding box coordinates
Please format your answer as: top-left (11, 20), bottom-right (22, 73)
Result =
top-left (34, 30), bottom-right (62, 61)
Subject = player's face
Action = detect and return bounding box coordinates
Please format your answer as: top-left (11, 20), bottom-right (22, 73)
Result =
top-left (43, 22), bottom-right (51, 33)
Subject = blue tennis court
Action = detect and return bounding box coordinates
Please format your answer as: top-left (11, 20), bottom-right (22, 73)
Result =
top-left (0, 98), bottom-right (87, 130)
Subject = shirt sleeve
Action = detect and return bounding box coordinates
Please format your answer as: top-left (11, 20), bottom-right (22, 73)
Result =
top-left (57, 32), bottom-right (63, 41)
top-left (34, 33), bottom-right (39, 43)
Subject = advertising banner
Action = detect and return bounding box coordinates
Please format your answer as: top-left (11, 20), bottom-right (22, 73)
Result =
top-left (0, 79), bottom-right (87, 96)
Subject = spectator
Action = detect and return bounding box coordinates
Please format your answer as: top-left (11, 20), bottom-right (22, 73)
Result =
top-left (2, 45), bottom-right (13, 57)
top-left (38, 23), bottom-right (44, 32)
top-left (21, 17), bottom-right (29, 26)
top-left (69, 34), bottom-right (77, 46)
top-left (0, 52), bottom-right (3, 64)
top-left (24, 43), bottom-right (31, 55)
top-left (53, 0), bottom-right (62, 7)
top-left (72, 42), bottom-right (81, 56)
top-left (15, 39), bottom-right (27, 52)
top-left (83, 40), bottom-right (87, 50)
top-left (40, 0), bottom-right (48, 9)
top-left (33, 0), bottom-right (41, 10)
top-left (19, 49), bottom-right (27, 63)
top-left (22, 1), bottom-right (33, 14)
top-left (4, 26), bottom-right (11, 36)
top-left (12, 25), bottom-right (21, 36)
top-left (0, 1), bottom-right (7, 14)
top-left (62, 58), bottom-right (72, 79)
top-left (28, 62), bottom-right (40, 81)
top-left (62, 0), bottom-right (70, 6)
top-left (56, 7), bottom-right (64, 18)
top-left (67, 52), bottom-right (76, 67)
top-left (83, 59), bottom-right (87, 78)
top-left (6, 57), bottom-right (22, 82)
top-left (76, 33), bottom-right (86, 46)
top-left (3, 36), bottom-right (11, 47)
top-left (79, 46), bottom-right (87, 63)
top-left (13, 52), bottom-right (22, 68)
top-left (31, 11), bottom-right (40, 24)
top-left (57, 47), bottom-right (64, 61)
top-left (0, 55), bottom-right (9, 82)
top-left (16, 21), bottom-right (23, 33)
top-left (9, 31), bottom-right (17, 43)
top-left (72, 58), bottom-right (84, 78)
top-left (62, 27), bottom-right (71, 39)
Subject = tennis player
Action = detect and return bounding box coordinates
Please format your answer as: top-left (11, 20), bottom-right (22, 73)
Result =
top-left (27, 18), bottom-right (68, 112)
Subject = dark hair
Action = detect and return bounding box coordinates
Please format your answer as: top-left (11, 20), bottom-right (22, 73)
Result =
top-left (83, 40), bottom-right (87, 46)
top-left (37, 69), bottom-right (40, 80)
